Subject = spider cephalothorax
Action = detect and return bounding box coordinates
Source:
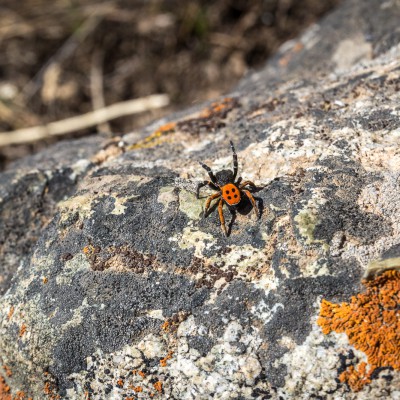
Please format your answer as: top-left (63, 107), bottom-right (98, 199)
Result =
top-left (197, 141), bottom-right (259, 236)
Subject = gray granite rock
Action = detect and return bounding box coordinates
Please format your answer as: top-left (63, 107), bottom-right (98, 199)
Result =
top-left (1, 0), bottom-right (400, 398)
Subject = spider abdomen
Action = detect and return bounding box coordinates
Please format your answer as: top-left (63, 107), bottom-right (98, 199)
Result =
top-left (221, 183), bottom-right (241, 205)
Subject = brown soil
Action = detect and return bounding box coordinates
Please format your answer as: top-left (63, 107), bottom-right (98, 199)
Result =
top-left (0, 0), bottom-right (341, 169)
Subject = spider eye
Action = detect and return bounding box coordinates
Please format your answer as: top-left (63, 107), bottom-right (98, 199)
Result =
top-left (234, 194), bottom-right (238, 198)
top-left (225, 190), bottom-right (230, 194)
top-left (232, 188), bottom-right (235, 192)
top-left (227, 196), bottom-right (232, 200)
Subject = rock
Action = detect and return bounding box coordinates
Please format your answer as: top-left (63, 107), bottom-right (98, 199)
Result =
top-left (1, 0), bottom-right (400, 398)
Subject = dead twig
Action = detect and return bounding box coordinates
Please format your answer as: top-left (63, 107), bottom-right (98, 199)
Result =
top-left (0, 94), bottom-right (169, 147)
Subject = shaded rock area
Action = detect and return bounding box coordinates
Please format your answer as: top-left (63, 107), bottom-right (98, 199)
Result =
top-left (1, 0), bottom-right (400, 398)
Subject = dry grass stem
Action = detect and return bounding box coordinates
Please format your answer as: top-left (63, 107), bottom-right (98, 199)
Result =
top-left (0, 94), bottom-right (169, 147)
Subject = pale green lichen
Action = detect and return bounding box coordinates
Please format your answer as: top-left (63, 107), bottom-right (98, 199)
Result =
top-left (178, 189), bottom-right (204, 221)
top-left (294, 209), bottom-right (320, 245)
top-left (294, 192), bottom-right (328, 246)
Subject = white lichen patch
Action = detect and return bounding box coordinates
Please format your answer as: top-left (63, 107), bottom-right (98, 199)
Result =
top-left (250, 300), bottom-right (284, 326)
top-left (157, 186), bottom-right (178, 211)
top-left (68, 159), bottom-right (92, 182)
top-left (138, 334), bottom-right (167, 359)
top-left (342, 172), bottom-right (400, 267)
top-left (294, 188), bottom-right (328, 245)
top-left (208, 243), bottom-right (273, 285)
top-left (276, 313), bottom-right (354, 399)
top-left (147, 309), bottom-right (165, 320)
top-left (167, 317), bottom-right (267, 399)
top-left (56, 254), bottom-right (91, 285)
top-left (62, 315), bottom-right (268, 399)
top-left (0, 296), bottom-right (57, 396)
top-left (59, 173), bottom-right (149, 221)
top-left (58, 297), bottom-right (88, 331)
top-left (58, 193), bottom-right (94, 223)
top-left (110, 194), bottom-right (130, 215)
top-left (67, 344), bottom-right (149, 399)
top-left (301, 259), bottom-right (330, 277)
top-left (62, 318), bottom-right (261, 399)
top-left (172, 226), bottom-right (215, 258)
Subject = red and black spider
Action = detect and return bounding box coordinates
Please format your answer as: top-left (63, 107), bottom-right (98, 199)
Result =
top-left (197, 141), bottom-right (259, 235)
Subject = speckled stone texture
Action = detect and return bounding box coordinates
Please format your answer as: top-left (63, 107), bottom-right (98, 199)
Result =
top-left (1, 0), bottom-right (400, 398)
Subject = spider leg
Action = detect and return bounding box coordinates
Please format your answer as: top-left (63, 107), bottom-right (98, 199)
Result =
top-left (196, 180), bottom-right (219, 199)
top-left (239, 180), bottom-right (257, 190)
top-left (227, 208), bottom-right (237, 236)
top-left (204, 192), bottom-right (221, 216)
top-left (230, 141), bottom-right (238, 181)
top-left (199, 162), bottom-right (218, 185)
top-left (218, 198), bottom-right (228, 236)
top-left (243, 189), bottom-right (259, 219)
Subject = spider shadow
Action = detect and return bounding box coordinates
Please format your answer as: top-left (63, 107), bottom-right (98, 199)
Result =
top-left (235, 193), bottom-right (264, 217)
top-left (202, 192), bottom-right (264, 236)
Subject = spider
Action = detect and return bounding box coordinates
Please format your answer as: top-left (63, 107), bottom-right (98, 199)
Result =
top-left (197, 141), bottom-right (259, 236)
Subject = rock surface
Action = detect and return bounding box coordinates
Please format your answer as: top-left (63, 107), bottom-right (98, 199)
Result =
top-left (1, 0), bottom-right (400, 398)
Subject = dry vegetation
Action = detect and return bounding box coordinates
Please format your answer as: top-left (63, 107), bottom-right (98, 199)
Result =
top-left (0, 0), bottom-right (340, 168)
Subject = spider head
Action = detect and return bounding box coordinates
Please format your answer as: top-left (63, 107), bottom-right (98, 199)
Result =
top-left (215, 169), bottom-right (234, 186)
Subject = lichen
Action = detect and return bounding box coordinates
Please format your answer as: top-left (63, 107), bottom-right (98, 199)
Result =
top-left (127, 97), bottom-right (238, 150)
top-left (177, 189), bottom-right (203, 221)
top-left (294, 191), bottom-right (328, 246)
top-left (0, 374), bottom-right (32, 400)
top-left (318, 269), bottom-right (400, 391)
top-left (128, 121), bottom-right (177, 150)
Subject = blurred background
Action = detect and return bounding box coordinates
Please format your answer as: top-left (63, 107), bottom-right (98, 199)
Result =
top-left (0, 0), bottom-right (341, 169)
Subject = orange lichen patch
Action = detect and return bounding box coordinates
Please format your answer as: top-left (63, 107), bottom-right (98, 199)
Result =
top-left (116, 378), bottom-right (124, 387)
top-left (199, 97), bottom-right (238, 119)
top-left (43, 382), bottom-right (52, 395)
top-left (0, 375), bottom-right (31, 400)
top-left (137, 370), bottom-right (145, 379)
top-left (339, 362), bottom-right (371, 392)
top-left (43, 381), bottom-right (60, 399)
top-left (42, 277), bottom-right (48, 284)
top-left (318, 270), bottom-right (400, 391)
top-left (132, 386), bottom-right (143, 393)
top-left (128, 121), bottom-right (177, 150)
top-left (161, 321), bottom-right (170, 332)
top-left (7, 306), bottom-right (14, 321)
top-left (83, 245), bottom-right (95, 255)
top-left (14, 392), bottom-right (26, 400)
top-left (0, 375), bottom-right (11, 399)
top-left (19, 323), bottom-right (27, 337)
top-left (160, 351), bottom-right (173, 367)
top-left (153, 381), bottom-right (162, 393)
top-left (177, 97), bottom-right (239, 134)
top-left (3, 365), bottom-right (12, 377)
